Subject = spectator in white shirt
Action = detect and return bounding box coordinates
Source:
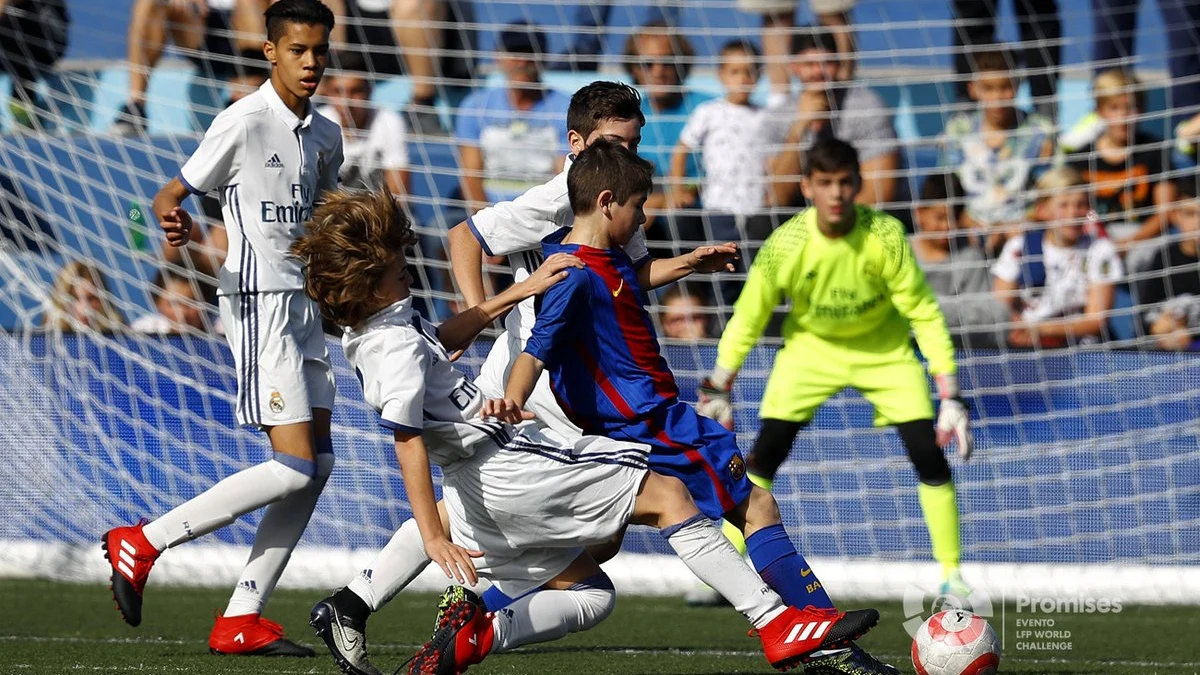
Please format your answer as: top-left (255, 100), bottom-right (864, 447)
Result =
top-left (318, 54), bottom-right (410, 195)
top-left (992, 166), bottom-right (1123, 348)
top-left (669, 40), bottom-right (771, 220)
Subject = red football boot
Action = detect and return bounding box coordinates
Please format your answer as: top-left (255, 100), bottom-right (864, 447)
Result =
top-left (102, 520), bottom-right (160, 627)
top-left (757, 606), bottom-right (880, 671)
top-left (209, 613), bottom-right (316, 657)
top-left (406, 599), bottom-right (494, 675)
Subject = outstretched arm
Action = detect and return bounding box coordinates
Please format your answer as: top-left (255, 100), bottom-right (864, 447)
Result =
top-left (637, 243), bottom-right (739, 290)
top-left (437, 253), bottom-right (583, 352)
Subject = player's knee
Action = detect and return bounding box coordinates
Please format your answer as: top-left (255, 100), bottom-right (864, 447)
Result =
top-left (268, 453), bottom-right (318, 495)
top-left (567, 574), bottom-right (616, 633)
top-left (641, 471), bottom-right (698, 528)
top-left (896, 419), bottom-right (952, 484)
top-left (748, 419), bottom-right (806, 479)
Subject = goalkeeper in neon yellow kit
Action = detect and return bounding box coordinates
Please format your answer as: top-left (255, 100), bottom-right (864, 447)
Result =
top-left (699, 137), bottom-right (973, 596)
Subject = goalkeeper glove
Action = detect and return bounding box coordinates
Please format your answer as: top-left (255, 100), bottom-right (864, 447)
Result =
top-left (697, 366), bottom-right (736, 431)
top-left (935, 373), bottom-right (973, 461)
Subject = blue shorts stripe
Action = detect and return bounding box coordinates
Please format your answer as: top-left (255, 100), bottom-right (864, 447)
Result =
top-left (505, 439), bottom-right (648, 470)
top-left (507, 439), bottom-right (649, 467)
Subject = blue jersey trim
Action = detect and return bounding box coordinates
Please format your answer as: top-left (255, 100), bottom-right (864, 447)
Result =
top-left (381, 419), bottom-right (422, 435)
top-left (178, 172), bottom-right (205, 196)
top-left (466, 217), bottom-right (495, 257)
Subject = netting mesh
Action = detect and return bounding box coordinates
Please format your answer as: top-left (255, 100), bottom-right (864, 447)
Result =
top-left (0, 0), bottom-right (1198, 597)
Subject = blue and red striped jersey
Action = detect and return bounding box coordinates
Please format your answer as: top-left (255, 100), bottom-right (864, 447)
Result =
top-left (524, 228), bottom-right (679, 434)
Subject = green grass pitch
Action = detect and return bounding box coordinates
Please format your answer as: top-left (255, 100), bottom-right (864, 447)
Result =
top-left (3, 579), bottom-right (1199, 674)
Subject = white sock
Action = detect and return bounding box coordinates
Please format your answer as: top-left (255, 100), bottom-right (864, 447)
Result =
top-left (491, 576), bottom-right (615, 653)
top-left (664, 516), bottom-right (785, 629)
top-left (223, 453), bottom-right (333, 617)
top-left (142, 457), bottom-right (314, 551)
top-left (346, 518), bottom-right (431, 611)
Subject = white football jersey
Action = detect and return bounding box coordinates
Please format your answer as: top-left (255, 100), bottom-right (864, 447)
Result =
top-left (465, 155), bottom-right (651, 342)
top-left (344, 298), bottom-right (508, 466)
top-left (180, 80), bottom-right (343, 296)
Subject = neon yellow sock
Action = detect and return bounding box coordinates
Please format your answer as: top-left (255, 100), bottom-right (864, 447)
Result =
top-left (721, 519), bottom-right (747, 555)
top-left (917, 481), bottom-right (961, 578)
top-left (748, 472), bottom-right (773, 492)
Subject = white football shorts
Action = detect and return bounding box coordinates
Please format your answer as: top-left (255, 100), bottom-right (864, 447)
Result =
top-left (219, 290), bottom-right (335, 428)
top-left (443, 424), bottom-right (648, 598)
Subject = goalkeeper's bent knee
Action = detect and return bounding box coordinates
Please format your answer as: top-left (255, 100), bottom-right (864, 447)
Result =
top-left (747, 419), bottom-right (807, 480)
top-left (896, 419), bottom-right (951, 485)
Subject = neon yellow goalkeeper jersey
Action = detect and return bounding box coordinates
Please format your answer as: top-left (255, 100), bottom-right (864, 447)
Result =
top-left (716, 205), bottom-right (956, 376)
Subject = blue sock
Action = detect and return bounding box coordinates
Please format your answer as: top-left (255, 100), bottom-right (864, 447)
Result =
top-left (745, 524), bottom-right (834, 610)
top-left (480, 586), bottom-right (515, 612)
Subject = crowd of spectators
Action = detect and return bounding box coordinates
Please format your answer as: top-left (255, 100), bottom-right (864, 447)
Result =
top-left (5, 1), bottom-right (1200, 352)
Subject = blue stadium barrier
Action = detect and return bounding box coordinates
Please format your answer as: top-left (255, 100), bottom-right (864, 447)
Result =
top-left (0, 135), bottom-right (199, 328)
top-left (5, 333), bottom-right (1198, 564)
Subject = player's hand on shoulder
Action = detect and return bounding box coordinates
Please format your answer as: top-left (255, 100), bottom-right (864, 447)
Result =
top-left (480, 398), bottom-right (534, 424)
top-left (521, 253), bottom-right (584, 297)
top-left (159, 206), bottom-right (194, 247)
top-left (423, 535), bottom-right (482, 586)
top-left (687, 242), bottom-right (739, 274)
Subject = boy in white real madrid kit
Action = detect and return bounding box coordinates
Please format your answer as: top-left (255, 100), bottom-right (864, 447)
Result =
top-left (102, 0), bottom-right (343, 657)
top-left (294, 190), bottom-right (874, 675)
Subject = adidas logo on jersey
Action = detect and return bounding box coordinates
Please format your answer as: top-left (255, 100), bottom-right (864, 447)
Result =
top-left (238, 580), bottom-right (258, 594)
top-left (264, 153), bottom-right (284, 169)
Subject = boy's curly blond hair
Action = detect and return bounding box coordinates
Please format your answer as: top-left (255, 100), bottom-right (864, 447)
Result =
top-left (291, 188), bottom-right (417, 328)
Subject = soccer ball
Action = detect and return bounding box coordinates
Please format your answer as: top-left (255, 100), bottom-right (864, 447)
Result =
top-left (911, 609), bottom-right (1001, 675)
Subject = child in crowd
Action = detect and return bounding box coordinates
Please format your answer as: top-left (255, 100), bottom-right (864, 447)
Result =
top-left (1063, 69), bottom-right (1175, 263)
top-left (42, 261), bottom-right (125, 333)
top-left (1137, 180), bottom-right (1200, 350)
top-left (911, 173), bottom-right (1008, 348)
top-left (657, 282), bottom-right (716, 340)
top-left (131, 268), bottom-right (215, 335)
top-left (943, 49), bottom-right (1055, 257)
top-left (669, 40), bottom-right (771, 221)
top-left (992, 166), bottom-right (1123, 348)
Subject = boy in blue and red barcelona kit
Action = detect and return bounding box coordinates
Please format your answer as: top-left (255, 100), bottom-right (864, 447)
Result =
top-left (483, 139), bottom-right (898, 674)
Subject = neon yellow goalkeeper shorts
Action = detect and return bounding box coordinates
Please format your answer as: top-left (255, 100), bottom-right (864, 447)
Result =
top-left (758, 332), bottom-right (934, 427)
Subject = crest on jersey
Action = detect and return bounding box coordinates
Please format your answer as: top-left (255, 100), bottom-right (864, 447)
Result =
top-left (269, 390), bottom-right (285, 414)
top-left (728, 453), bottom-right (746, 481)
